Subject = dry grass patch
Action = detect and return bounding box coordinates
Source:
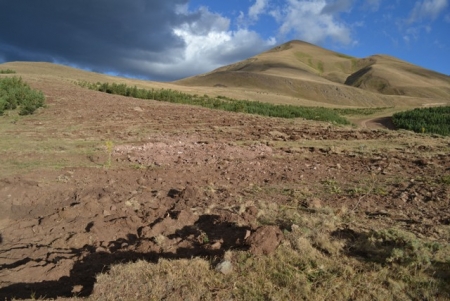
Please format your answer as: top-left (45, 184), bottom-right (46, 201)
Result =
top-left (87, 208), bottom-right (450, 301)
top-left (92, 258), bottom-right (230, 301)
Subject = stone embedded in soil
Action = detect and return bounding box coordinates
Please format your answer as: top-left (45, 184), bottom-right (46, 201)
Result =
top-left (245, 225), bottom-right (284, 256)
top-left (215, 260), bottom-right (233, 275)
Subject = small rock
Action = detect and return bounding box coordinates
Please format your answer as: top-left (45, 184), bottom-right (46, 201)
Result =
top-left (215, 260), bottom-right (233, 275)
top-left (208, 240), bottom-right (223, 250)
top-left (137, 177), bottom-right (148, 185)
top-left (72, 285), bottom-right (84, 294)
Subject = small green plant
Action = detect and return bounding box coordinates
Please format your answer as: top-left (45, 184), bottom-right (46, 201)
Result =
top-left (322, 179), bottom-right (342, 194)
top-left (198, 231), bottom-right (209, 244)
top-left (11, 114), bottom-right (19, 124)
top-left (104, 140), bottom-right (114, 168)
top-left (440, 175), bottom-right (450, 185)
top-left (0, 69), bottom-right (16, 74)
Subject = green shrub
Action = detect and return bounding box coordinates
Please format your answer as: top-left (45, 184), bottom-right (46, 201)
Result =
top-left (0, 76), bottom-right (45, 115)
top-left (79, 81), bottom-right (350, 125)
top-left (392, 106), bottom-right (450, 136)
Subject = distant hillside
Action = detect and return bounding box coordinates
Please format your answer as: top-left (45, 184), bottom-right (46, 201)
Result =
top-left (2, 42), bottom-right (449, 109)
top-left (175, 40), bottom-right (450, 107)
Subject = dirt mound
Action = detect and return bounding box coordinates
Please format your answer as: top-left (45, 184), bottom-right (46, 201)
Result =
top-left (246, 226), bottom-right (284, 256)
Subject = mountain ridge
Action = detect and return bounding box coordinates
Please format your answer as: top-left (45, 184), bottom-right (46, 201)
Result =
top-left (175, 40), bottom-right (450, 107)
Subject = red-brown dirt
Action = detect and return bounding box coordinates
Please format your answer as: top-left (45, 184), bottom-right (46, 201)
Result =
top-left (0, 79), bottom-right (449, 299)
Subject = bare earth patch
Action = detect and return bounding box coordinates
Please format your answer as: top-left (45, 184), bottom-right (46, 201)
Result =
top-left (0, 76), bottom-right (449, 300)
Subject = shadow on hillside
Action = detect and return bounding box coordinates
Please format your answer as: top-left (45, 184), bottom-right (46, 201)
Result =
top-left (0, 214), bottom-right (250, 300)
top-left (369, 116), bottom-right (396, 130)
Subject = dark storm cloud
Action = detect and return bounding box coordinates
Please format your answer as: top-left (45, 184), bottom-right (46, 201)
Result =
top-left (0, 0), bottom-right (196, 80)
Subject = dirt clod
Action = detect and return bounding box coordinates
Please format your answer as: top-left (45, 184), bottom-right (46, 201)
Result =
top-left (246, 226), bottom-right (284, 256)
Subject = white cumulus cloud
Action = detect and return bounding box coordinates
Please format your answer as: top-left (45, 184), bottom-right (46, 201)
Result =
top-left (408, 0), bottom-right (449, 23)
top-left (133, 7), bottom-right (276, 80)
top-left (249, 0), bottom-right (270, 20)
top-left (277, 0), bottom-right (354, 45)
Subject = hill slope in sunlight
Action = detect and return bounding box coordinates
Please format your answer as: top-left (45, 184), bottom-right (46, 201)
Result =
top-left (2, 41), bottom-right (449, 109)
top-left (175, 40), bottom-right (450, 107)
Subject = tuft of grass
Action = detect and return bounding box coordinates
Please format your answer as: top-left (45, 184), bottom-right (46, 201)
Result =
top-left (104, 140), bottom-right (114, 168)
top-left (322, 179), bottom-right (342, 194)
top-left (77, 81), bottom-right (351, 125)
top-left (440, 175), bottom-right (450, 185)
top-left (93, 258), bottom-right (231, 301)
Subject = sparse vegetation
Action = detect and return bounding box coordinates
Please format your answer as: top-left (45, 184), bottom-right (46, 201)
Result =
top-left (0, 69), bottom-right (16, 74)
top-left (90, 208), bottom-right (450, 301)
top-left (104, 140), bottom-right (114, 168)
top-left (392, 106), bottom-right (450, 136)
top-left (334, 107), bottom-right (390, 116)
top-left (0, 76), bottom-right (45, 115)
top-left (335, 53), bottom-right (355, 59)
top-left (78, 81), bottom-right (351, 125)
top-left (317, 60), bottom-right (324, 73)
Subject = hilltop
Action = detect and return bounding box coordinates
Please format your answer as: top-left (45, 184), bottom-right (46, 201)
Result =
top-left (176, 40), bottom-right (450, 107)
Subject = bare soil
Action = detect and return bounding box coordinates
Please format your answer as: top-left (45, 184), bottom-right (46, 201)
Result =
top-left (0, 79), bottom-right (449, 300)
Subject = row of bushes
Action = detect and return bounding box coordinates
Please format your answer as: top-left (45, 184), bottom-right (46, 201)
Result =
top-left (392, 106), bottom-right (450, 136)
top-left (0, 69), bottom-right (16, 74)
top-left (333, 107), bottom-right (389, 116)
top-left (0, 76), bottom-right (45, 115)
top-left (78, 81), bottom-right (351, 125)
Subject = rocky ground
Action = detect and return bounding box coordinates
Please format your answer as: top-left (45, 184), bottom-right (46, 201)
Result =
top-left (0, 79), bottom-right (449, 300)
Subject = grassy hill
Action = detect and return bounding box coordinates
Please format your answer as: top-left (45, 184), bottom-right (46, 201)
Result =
top-left (175, 40), bottom-right (450, 108)
top-left (1, 40), bottom-right (449, 111)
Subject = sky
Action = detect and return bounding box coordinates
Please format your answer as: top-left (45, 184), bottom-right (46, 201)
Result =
top-left (0, 0), bottom-right (449, 81)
